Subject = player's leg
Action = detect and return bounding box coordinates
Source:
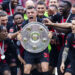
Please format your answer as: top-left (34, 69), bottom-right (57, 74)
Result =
top-left (40, 49), bottom-right (50, 75)
top-left (24, 51), bottom-right (34, 75)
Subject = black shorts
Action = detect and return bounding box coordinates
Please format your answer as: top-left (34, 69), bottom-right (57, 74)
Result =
top-left (66, 62), bottom-right (75, 75)
top-left (49, 44), bottom-right (59, 67)
top-left (0, 62), bottom-right (10, 73)
top-left (6, 53), bottom-right (17, 65)
top-left (24, 48), bottom-right (49, 64)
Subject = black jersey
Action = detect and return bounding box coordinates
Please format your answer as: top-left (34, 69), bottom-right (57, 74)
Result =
top-left (65, 33), bottom-right (75, 60)
top-left (64, 33), bottom-right (75, 74)
top-left (51, 13), bottom-right (75, 23)
top-left (0, 38), bottom-right (18, 63)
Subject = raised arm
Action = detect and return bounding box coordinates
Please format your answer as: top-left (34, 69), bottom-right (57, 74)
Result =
top-left (43, 18), bottom-right (72, 28)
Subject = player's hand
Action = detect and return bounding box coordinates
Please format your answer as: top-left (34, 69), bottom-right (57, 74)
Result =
top-left (60, 62), bottom-right (65, 73)
top-left (72, 20), bottom-right (75, 33)
top-left (7, 33), bottom-right (12, 39)
top-left (17, 33), bottom-right (22, 41)
top-left (48, 31), bottom-right (53, 39)
top-left (43, 18), bottom-right (53, 25)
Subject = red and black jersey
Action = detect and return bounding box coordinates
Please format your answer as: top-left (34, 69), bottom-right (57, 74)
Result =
top-left (50, 13), bottom-right (75, 51)
top-left (9, 22), bottom-right (26, 56)
top-left (0, 38), bottom-right (18, 63)
top-left (65, 33), bottom-right (75, 61)
top-left (65, 33), bottom-right (75, 49)
top-left (9, 16), bottom-right (47, 56)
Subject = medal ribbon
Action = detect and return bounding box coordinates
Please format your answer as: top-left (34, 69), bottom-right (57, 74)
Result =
top-left (0, 41), bottom-right (4, 55)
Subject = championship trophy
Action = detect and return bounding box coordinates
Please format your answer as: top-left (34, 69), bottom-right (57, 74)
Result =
top-left (21, 22), bottom-right (50, 53)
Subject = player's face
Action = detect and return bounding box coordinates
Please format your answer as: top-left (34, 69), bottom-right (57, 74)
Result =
top-left (0, 27), bottom-right (8, 40)
top-left (14, 14), bottom-right (24, 25)
top-left (37, 5), bottom-right (46, 17)
top-left (25, 1), bottom-right (35, 8)
top-left (26, 8), bottom-right (37, 22)
top-left (11, 0), bottom-right (18, 7)
top-left (59, 2), bottom-right (68, 15)
top-left (15, 6), bottom-right (24, 14)
top-left (49, 0), bottom-right (58, 6)
top-left (1, 16), bottom-right (8, 26)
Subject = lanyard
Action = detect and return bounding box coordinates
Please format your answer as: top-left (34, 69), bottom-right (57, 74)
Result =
top-left (0, 41), bottom-right (4, 55)
top-left (62, 13), bottom-right (71, 23)
top-left (58, 13), bottom-right (72, 35)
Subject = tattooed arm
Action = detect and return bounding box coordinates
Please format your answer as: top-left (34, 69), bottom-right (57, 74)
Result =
top-left (60, 33), bottom-right (72, 73)
top-left (60, 47), bottom-right (69, 73)
top-left (62, 47), bottom-right (69, 63)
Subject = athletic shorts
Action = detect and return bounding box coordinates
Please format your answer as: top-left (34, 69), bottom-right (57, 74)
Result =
top-left (49, 44), bottom-right (59, 67)
top-left (6, 53), bottom-right (17, 65)
top-left (24, 48), bottom-right (49, 64)
top-left (0, 62), bottom-right (10, 73)
top-left (66, 62), bottom-right (75, 75)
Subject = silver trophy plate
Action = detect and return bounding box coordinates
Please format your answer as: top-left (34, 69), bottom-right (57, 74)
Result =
top-left (21, 22), bottom-right (50, 53)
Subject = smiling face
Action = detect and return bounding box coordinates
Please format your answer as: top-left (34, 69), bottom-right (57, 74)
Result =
top-left (49, 0), bottom-right (58, 6)
top-left (15, 6), bottom-right (24, 14)
top-left (48, 5), bottom-right (57, 15)
top-left (14, 14), bottom-right (24, 25)
top-left (0, 26), bottom-right (8, 41)
top-left (37, 4), bottom-right (46, 17)
top-left (11, 0), bottom-right (18, 7)
top-left (58, 2), bottom-right (67, 15)
top-left (58, 1), bottom-right (71, 16)
top-left (1, 16), bottom-right (8, 26)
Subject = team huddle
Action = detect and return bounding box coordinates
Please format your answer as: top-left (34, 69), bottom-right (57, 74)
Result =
top-left (0, 0), bottom-right (75, 75)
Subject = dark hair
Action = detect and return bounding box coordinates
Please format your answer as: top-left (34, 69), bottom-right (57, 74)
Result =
top-left (37, 1), bottom-right (46, 6)
top-left (13, 12), bottom-right (24, 19)
top-left (27, 6), bottom-right (36, 10)
top-left (0, 11), bottom-right (7, 17)
top-left (15, 4), bottom-right (23, 9)
top-left (62, 0), bottom-right (72, 8)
